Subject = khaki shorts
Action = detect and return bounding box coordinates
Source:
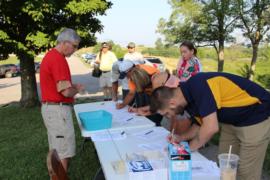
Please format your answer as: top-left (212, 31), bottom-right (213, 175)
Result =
top-left (100, 71), bottom-right (112, 88)
top-left (219, 117), bottom-right (270, 180)
top-left (41, 104), bottom-right (76, 159)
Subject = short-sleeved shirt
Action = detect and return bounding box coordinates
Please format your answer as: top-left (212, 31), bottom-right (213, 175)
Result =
top-left (40, 48), bottom-right (74, 103)
top-left (180, 72), bottom-right (270, 127)
top-left (111, 61), bottom-right (129, 90)
top-left (177, 56), bottom-right (202, 82)
top-left (124, 52), bottom-right (144, 64)
top-left (128, 64), bottom-right (159, 93)
top-left (96, 51), bottom-right (118, 71)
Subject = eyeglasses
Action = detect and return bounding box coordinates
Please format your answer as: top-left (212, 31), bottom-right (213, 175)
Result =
top-left (162, 73), bottom-right (171, 86)
top-left (71, 43), bottom-right (79, 49)
top-left (128, 47), bottom-right (134, 49)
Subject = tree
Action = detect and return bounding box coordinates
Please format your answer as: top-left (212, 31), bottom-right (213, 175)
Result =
top-left (92, 40), bottom-right (126, 58)
top-left (156, 0), bottom-right (237, 72)
top-left (0, 0), bottom-right (112, 107)
top-left (155, 38), bottom-right (164, 49)
top-left (236, 0), bottom-right (270, 80)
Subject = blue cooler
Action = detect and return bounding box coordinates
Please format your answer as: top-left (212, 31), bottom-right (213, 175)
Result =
top-left (168, 142), bottom-right (192, 180)
top-left (78, 110), bottom-right (112, 131)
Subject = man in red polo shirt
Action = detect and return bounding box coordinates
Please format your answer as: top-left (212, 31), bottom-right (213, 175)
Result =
top-left (40, 28), bottom-right (84, 171)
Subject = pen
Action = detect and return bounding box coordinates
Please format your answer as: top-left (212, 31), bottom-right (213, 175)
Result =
top-left (171, 128), bottom-right (175, 142)
top-left (144, 130), bottom-right (153, 135)
top-left (126, 117), bottom-right (133, 121)
top-left (131, 102), bottom-right (136, 108)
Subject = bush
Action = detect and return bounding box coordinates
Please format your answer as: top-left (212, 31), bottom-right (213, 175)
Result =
top-left (257, 74), bottom-right (270, 89)
top-left (142, 47), bottom-right (179, 58)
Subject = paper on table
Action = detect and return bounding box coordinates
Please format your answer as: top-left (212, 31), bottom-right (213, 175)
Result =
top-left (138, 141), bottom-right (168, 152)
top-left (100, 102), bottom-right (136, 122)
top-left (91, 130), bottom-right (127, 142)
top-left (132, 127), bottom-right (169, 141)
top-left (192, 161), bottom-right (220, 177)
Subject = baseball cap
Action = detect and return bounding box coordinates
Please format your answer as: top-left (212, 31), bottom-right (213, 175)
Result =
top-left (118, 60), bottom-right (136, 79)
top-left (127, 42), bottom-right (136, 48)
top-left (101, 42), bottom-right (109, 48)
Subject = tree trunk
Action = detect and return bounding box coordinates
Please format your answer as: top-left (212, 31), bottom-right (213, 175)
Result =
top-left (217, 42), bottom-right (225, 72)
top-left (18, 52), bottom-right (40, 107)
top-left (248, 43), bottom-right (259, 81)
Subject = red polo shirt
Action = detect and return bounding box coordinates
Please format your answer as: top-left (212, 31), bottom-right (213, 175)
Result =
top-left (40, 48), bottom-right (74, 103)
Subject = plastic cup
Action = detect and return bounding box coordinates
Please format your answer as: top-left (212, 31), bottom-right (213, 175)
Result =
top-left (218, 153), bottom-right (239, 180)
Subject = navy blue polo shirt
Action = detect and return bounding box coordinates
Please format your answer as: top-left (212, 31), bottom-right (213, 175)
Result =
top-left (180, 72), bottom-right (270, 127)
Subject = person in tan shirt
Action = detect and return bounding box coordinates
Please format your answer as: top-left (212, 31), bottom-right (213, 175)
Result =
top-left (95, 42), bottom-right (117, 101)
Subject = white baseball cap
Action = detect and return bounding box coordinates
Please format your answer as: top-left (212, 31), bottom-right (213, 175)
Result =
top-left (119, 60), bottom-right (143, 79)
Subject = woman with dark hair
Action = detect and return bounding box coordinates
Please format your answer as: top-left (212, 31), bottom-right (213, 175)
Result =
top-left (176, 41), bottom-right (202, 82)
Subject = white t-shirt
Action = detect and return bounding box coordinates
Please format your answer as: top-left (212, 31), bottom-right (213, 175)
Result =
top-left (124, 52), bottom-right (144, 64)
top-left (111, 61), bottom-right (129, 90)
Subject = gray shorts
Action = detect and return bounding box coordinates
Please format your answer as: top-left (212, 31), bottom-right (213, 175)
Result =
top-left (41, 104), bottom-right (76, 159)
top-left (100, 71), bottom-right (112, 88)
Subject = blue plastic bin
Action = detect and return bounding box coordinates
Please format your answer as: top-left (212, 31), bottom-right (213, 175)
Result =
top-left (78, 110), bottom-right (112, 131)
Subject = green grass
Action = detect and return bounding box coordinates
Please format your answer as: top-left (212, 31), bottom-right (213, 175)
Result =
top-left (0, 56), bottom-right (19, 65)
top-left (0, 55), bottom-right (43, 65)
top-left (0, 105), bottom-right (100, 179)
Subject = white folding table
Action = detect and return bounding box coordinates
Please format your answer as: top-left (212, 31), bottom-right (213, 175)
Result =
top-left (73, 101), bottom-right (219, 180)
top-left (93, 126), bottom-right (220, 180)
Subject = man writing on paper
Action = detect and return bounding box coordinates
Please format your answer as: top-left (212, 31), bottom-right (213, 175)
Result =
top-left (150, 72), bottom-right (270, 180)
top-left (40, 28), bottom-right (85, 171)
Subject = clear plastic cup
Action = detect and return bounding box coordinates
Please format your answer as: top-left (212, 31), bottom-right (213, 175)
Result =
top-left (218, 153), bottom-right (239, 180)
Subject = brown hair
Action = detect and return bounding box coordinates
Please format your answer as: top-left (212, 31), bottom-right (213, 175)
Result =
top-left (130, 67), bottom-right (151, 93)
top-left (150, 86), bottom-right (176, 113)
top-left (180, 41), bottom-right (197, 56)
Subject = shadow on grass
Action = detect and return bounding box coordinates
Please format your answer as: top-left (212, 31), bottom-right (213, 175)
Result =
top-left (0, 97), bottom-right (103, 179)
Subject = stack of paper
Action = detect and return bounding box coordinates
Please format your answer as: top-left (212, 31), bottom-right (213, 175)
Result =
top-left (91, 130), bottom-right (127, 142)
top-left (138, 141), bottom-right (168, 152)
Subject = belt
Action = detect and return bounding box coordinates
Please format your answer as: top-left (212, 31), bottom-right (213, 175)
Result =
top-left (102, 71), bottom-right (110, 73)
top-left (42, 102), bottom-right (73, 106)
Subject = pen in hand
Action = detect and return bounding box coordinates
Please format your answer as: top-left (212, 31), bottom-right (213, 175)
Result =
top-left (171, 128), bottom-right (175, 143)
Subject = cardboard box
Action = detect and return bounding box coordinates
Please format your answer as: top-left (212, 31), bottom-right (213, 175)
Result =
top-left (168, 142), bottom-right (192, 180)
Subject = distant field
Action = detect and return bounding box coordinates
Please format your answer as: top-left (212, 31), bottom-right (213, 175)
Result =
top-left (75, 46), bottom-right (270, 78)
top-left (2, 47), bottom-right (268, 88)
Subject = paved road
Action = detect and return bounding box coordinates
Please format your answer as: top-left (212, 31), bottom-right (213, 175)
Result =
top-left (0, 55), bottom-right (102, 106)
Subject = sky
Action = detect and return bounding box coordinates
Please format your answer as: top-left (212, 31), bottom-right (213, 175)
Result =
top-left (96, 0), bottom-right (246, 47)
top-left (96, 0), bottom-right (171, 47)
